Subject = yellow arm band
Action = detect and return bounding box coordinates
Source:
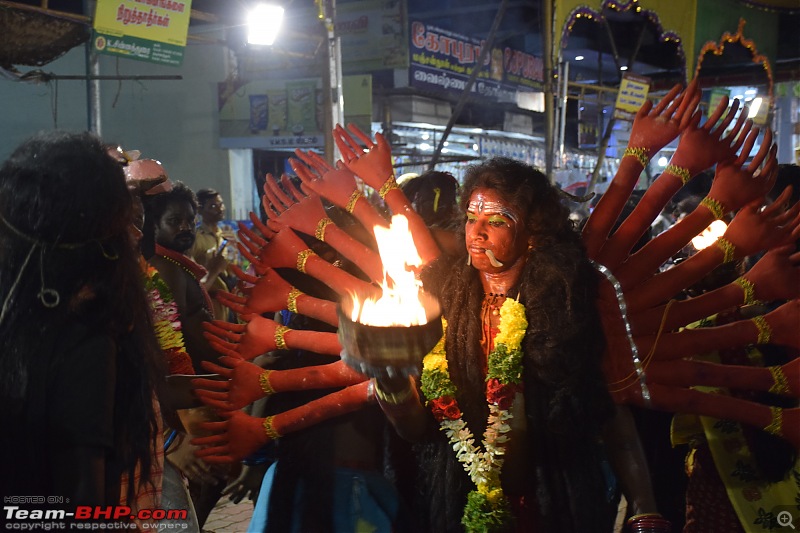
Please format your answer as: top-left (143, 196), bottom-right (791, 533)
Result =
top-left (274, 325), bottom-right (290, 350)
top-left (664, 164), bottom-right (692, 185)
top-left (378, 174), bottom-right (399, 199)
top-left (263, 416), bottom-right (282, 440)
top-left (623, 147), bottom-right (649, 168)
top-left (259, 370), bottom-right (275, 395)
top-left (345, 190), bottom-right (363, 214)
top-left (701, 196), bottom-right (726, 220)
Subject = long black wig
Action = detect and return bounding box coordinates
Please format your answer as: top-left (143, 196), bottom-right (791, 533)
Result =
top-left (0, 131), bottom-right (164, 504)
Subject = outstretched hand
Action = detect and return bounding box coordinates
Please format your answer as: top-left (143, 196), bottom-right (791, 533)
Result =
top-left (290, 150), bottom-right (359, 209)
top-left (627, 80), bottom-right (699, 155)
top-left (744, 242), bottom-right (800, 303)
top-left (707, 129), bottom-right (777, 212)
top-left (192, 356), bottom-right (268, 411)
top-left (192, 410), bottom-right (269, 464)
top-left (202, 315), bottom-right (286, 360)
top-left (671, 97), bottom-right (752, 176)
top-left (216, 267), bottom-right (294, 317)
top-left (262, 173), bottom-right (328, 236)
top-left (723, 188), bottom-right (800, 259)
top-left (333, 123), bottom-right (394, 190)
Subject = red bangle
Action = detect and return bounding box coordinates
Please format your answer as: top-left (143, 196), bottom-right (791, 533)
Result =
top-left (626, 513), bottom-right (671, 533)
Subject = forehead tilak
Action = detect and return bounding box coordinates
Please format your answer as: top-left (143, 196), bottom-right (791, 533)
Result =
top-left (467, 197), bottom-right (518, 222)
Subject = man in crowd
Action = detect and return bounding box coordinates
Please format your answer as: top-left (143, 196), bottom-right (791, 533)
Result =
top-left (191, 188), bottom-right (234, 321)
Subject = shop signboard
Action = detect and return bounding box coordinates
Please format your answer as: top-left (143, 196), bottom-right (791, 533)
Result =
top-left (613, 73), bottom-right (650, 121)
top-left (338, 0), bottom-right (409, 73)
top-left (218, 75), bottom-right (372, 150)
top-left (409, 21), bottom-right (543, 104)
top-left (92, 0), bottom-right (192, 67)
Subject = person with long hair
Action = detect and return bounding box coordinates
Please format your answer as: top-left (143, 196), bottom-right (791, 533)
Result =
top-left (374, 157), bottom-right (617, 531)
top-left (0, 131), bottom-right (164, 512)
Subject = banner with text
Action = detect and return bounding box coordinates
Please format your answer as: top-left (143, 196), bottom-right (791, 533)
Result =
top-left (93, 0), bottom-right (193, 66)
top-left (409, 21), bottom-right (543, 104)
top-left (613, 73), bottom-right (650, 121)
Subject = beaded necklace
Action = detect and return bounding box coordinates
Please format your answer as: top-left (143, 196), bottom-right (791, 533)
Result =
top-left (154, 244), bottom-right (213, 315)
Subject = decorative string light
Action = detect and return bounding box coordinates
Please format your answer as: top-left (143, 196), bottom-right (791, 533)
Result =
top-left (695, 18), bottom-right (774, 103)
top-left (560, 1), bottom-right (687, 81)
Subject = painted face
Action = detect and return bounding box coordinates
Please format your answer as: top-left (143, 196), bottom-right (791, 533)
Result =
top-left (199, 194), bottom-right (225, 225)
top-left (465, 188), bottom-right (530, 272)
top-left (155, 200), bottom-right (196, 253)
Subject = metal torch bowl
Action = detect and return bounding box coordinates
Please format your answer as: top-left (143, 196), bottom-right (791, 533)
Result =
top-left (337, 291), bottom-right (443, 379)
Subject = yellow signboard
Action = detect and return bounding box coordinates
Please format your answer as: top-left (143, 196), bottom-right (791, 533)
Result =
top-left (93, 0), bottom-right (193, 66)
top-left (614, 73), bottom-right (651, 121)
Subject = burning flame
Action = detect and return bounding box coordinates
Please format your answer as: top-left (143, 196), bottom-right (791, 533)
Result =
top-left (691, 220), bottom-right (728, 251)
top-left (349, 214), bottom-right (428, 326)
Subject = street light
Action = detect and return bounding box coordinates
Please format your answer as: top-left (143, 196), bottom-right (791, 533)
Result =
top-left (247, 4), bottom-right (284, 46)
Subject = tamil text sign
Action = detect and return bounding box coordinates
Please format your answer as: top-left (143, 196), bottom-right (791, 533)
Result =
top-left (409, 21), bottom-right (543, 104)
top-left (93, 0), bottom-right (193, 66)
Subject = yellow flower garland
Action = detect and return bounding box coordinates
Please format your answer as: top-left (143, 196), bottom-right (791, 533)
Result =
top-left (421, 297), bottom-right (527, 532)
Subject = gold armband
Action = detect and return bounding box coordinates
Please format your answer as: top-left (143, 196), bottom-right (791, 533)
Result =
top-left (623, 147), bottom-right (649, 168)
top-left (259, 370), bottom-right (275, 395)
top-left (315, 217), bottom-right (333, 242)
top-left (274, 325), bottom-right (290, 350)
top-left (665, 164), bottom-right (692, 185)
top-left (716, 238), bottom-right (735, 263)
top-left (374, 380), bottom-right (414, 405)
top-left (734, 277), bottom-right (759, 306)
top-left (752, 315), bottom-right (771, 345)
top-left (263, 415), bottom-right (282, 440)
top-left (296, 249), bottom-right (316, 273)
top-left (768, 366), bottom-right (790, 395)
top-left (379, 174), bottom-right (399, 199)
top-left (286, 288), bottom-right (303, 314)
top-left (345, 190), bottom-right (363, 214)
top-left (764, 406), bottom-right (783, 437)
top-left (701, 196), bottom-right (726, 220)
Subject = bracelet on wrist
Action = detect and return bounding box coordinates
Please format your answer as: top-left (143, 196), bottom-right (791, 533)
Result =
top-left (733, 277), bottom-right (759, 306)
top-left (664, 164), bottom-right (692, 185)
top-left (296, 249), bottom-right (316, 273)
top-left (315, 217), bottom-right (333, 242)
top-left (378, 174), bottom-right (399, 199)
top-left (263, 416), bottom-right (282, 440)
top-left (345, 190), bottom-right (363, 214)
top-left (259, 370), bottom-right (275, 395)
top-left (274, 325), bottom-right (290, 350)
top-left (626, 513), bottom-right (671, 533)
top-left (752, 315), bottom-right (771, 345)
top-left (373, 379), bottom-right (415, 405)
top-left (768, 366), bottom-right (790, 395)
top-left (623, 147), bottom-right (649, 168)
top-left (764, 406), bottom-right (783, 437)
top-left (715, 237), bottom-right (736, 263)
top-left (700, 196), bottom-right (726, 220)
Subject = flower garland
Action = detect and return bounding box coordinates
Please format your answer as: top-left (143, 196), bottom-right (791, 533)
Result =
top-left (420, 297), bottom-right (527, 532)
top-left (143, 265), bottom-right (194, 375)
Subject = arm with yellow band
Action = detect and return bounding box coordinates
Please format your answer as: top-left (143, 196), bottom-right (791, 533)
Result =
top-left (192, 358), bottom-right (368, 412)
top-left (595, 161), bottom-right (695, 270)
top-left (630, 279), bottom-right (754, 336)
top-left (311, 216), bottom-right (384, 282)
top-left (625, 241), bottom-right (732, 312)
top-left (614, 200), bottom-right (721, 289)
top-left (582, 149), bottom-right (650, 259)
top-left (636, 301), bottom-right (798, 362)
top-left (192, 381), bottom-right (373, 463)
